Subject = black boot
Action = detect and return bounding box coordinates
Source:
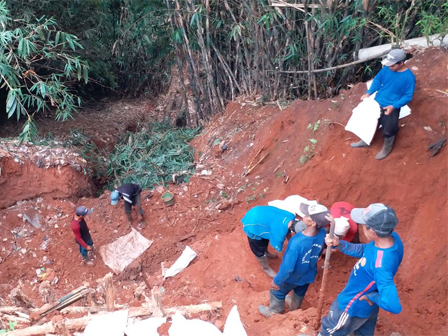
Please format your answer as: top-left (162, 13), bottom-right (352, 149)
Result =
top-left (350, 139), bottom-right (369, 148)
top-left (259, 290), bottom-right (285, 317)
top-left (375, 136), bottom-right (395, 160)
top-left (286, 292), bottom-right (304, 311)
top-left (255, 255), bottom-right (277, 278)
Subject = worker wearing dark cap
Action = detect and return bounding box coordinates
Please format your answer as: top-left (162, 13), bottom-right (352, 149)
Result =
top-left (71, 206), bottom-right (94, 265)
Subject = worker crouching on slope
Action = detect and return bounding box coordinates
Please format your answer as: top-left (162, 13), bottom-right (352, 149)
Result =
top-left (258, 203), bottom-right (329, 317)
top-left (110, 183), bottom-right (145, 228)
top-left (241, 205), bottom-right (298, 278)
top-left (318, 203), bottom-right (403, 335)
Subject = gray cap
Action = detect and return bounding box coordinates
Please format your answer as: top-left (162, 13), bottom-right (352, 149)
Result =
top-left (300, 203), bottom-right (330, 228)
top-left (76, 206), bottom-right (93, 217)
top-left (381, 49), bottom-right (406, 66)
top-left (351, 203), bottom-right (398, 237)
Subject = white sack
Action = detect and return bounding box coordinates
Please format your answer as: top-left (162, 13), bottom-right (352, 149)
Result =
top-left (223, 306), bottom-right (247, 336)
top-left (99, 228), bottom-right (153, 274)
top-left (124, 317), bottom-right (166, 336)
top-left (268, 195), bottom-right (317, 217)
top-left (345, 81), bottom-right (411, 145)
top-left (169, 311), bottom-right (222, 336)
top-left (83, 309), bottom-right (128, 336)
top-left (164, 246), bottom-right (197, 279)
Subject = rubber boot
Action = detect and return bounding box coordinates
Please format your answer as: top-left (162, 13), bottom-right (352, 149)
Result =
top-left (83, 255), bottom-right (94, 266)
top-left (126, 213), bottom-right (133, 227)
top-left (286, 292), bottom-right (304, 311)
top-left (350, 139), bottom-right (369, 148)
top-left (265, 251), bottom-right (277, 259)
top-left (256, 255), bottom-right (277, 278)
top-left (259, 291), bottom-right (285, 317)
top-left (375, 136), bottom-right (395, 160)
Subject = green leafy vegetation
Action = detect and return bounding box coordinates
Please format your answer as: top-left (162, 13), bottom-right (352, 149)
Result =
top-left (0, 1), bottom-right (88, 143)
top-left (105, 122), bottom-right (201, 190)
top-left (0, 321), bottom-right (17, 333)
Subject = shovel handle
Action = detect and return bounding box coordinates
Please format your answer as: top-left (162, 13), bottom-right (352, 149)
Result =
top-left (315, 219), bottom-right (336, 329)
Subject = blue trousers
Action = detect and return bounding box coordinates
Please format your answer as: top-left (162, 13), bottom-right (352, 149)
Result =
top-left (319, 298), bottom-right (379, 336)
top-left (271, 282), bottom-right (310, 300)
top-left (76, 239), bottom-right (93, 260)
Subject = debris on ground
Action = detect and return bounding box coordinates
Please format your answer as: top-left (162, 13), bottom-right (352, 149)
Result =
top-left (0, 140), bottom-right (88, 172)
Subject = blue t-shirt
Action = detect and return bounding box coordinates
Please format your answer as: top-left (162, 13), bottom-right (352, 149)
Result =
top-left (241, 206), bottom-right (295, 252)
top-left (366, 67), bottom-right (415, 109)
top-left (273, 228), bottom-right (326, 286)
top-left (336, 232), bottom-right (404, 318)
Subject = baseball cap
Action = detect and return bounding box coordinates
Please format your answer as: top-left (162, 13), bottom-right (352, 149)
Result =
top-left (381, 49), bottom-right (406, 66)
top-left (110, 190), bottom-right (120, 205)
top-left (300, 203), bottom-right (330, 228)
top-left (76, 206), bottom-right (93, 217)
top-left (351, 203), bottom-right (398, 237)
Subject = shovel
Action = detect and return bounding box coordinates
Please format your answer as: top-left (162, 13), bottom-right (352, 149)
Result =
top-left (315, 217), bottom-right (336, 329)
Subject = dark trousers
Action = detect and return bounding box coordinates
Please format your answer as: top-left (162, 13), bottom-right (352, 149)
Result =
top-left (76, 239), bottom-right (93, 260)
top-left (124, 193), bottom-right (144, 215)
top-left (247, 236), bottom-right (269, 257)
top-left (319, 298), bottom-right (379, 336)
top-left (271, 282), bottom-right (310, 300)
top-left (378, 107), bottom-right (400, 138)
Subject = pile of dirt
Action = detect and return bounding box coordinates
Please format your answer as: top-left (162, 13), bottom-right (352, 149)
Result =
top-left (0, 47), bottom-right (446, 336)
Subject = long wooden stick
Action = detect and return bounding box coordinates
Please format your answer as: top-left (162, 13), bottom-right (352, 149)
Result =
top-left (315, 219), bottom-right (336, 329)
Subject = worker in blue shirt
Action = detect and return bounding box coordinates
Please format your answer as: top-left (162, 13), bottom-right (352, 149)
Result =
top-left (351, 49), bottom-right (416, 160)
top-left (258, 203), bottom-right (329, 317)
top-left (318, 203), bottom-right (403, 336)
top-left (242, 205), bottom-right (303, 278)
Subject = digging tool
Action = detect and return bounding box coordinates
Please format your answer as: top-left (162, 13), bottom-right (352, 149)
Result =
top-left (314, 218), bottom-right (336, 329)
top-left (242, 148), bottom-right (269, 177)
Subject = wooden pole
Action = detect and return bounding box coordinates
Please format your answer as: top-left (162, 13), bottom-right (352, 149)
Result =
top-left (315, 219), bottom-right (336, 329)
top-left (104, 273), bottom-right (115, 312)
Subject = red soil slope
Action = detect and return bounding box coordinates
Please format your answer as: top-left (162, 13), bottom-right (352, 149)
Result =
top-left (0, 47), bottom-right (446, 336)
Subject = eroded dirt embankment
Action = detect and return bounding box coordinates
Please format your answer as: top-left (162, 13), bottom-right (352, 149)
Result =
top-left (0, 156), bottom-right (94, 209)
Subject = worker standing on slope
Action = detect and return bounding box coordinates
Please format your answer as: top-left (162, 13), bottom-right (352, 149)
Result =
top-left (318, 203), bottom-right (403, 335)
top-left (258, 203), bottom-right (329, 317)
top-left (71, 206), bottom-right (95, 265)
top-left (351, 49), bottom-right (416, 160)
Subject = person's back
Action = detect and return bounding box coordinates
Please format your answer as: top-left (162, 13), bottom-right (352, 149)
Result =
top-left (337, 231), bottom-right (404, 317)
top-left (242, 205), bottom-right (295, 251)
top-left (117, 183), bottom-right (141, 203)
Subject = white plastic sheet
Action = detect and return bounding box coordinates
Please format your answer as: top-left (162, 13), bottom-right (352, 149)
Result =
top-left (223, 306), bottom-right (247, 336)
top-left (268, 195), bottom-right (317, 217)
top-left (169, 306), bottom-right (247, 336)
top-left (124, 317), bottom-right (166, 336)
top-left (99, 228), bottom-right (153, 274)
top-left (83, 309), bottom-right (128, 336)
top-left (164, 246), bottom-right (197, 279)
top-left (169, 312), bottom-right (222, 336)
